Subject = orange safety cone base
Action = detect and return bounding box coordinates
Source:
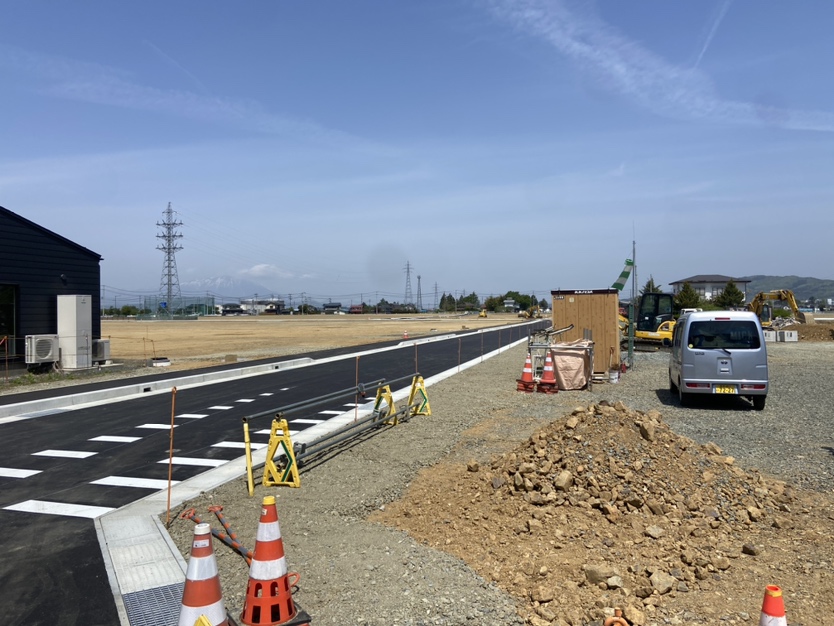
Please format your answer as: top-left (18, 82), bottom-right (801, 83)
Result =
top-left (536, 382), bottom-right (558, 394)
top-left (240, 601), bottom-right (311, 626)
top-left (516, 379), bottom-right (536, 392)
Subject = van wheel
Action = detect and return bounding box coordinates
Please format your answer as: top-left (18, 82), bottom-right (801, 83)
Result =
top-left (669, 375), bottom-right (678, 394)
top-left (752, 395), bottom-right (766, 411)
top-left (678, 383), bottom-right (689, 407)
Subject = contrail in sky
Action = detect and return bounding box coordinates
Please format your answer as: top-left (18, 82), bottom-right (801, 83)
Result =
top-left (694, 0), bottom-right (733, 69)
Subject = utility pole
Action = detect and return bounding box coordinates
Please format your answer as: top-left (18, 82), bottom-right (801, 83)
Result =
top-left (156, 202), bottom-right (183, 319)
top-left (416, 275), bottom-right (423, 312)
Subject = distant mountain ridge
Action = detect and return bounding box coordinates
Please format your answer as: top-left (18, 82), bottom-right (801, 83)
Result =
top-left (739, 275), bottom-right (834, 302)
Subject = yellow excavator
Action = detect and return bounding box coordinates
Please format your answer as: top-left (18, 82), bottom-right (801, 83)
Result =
top-left (746, 290), bottom-right (810, 327)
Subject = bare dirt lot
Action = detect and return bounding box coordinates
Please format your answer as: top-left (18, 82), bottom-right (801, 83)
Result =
top-left (100, 312), bottom-right (523, 371)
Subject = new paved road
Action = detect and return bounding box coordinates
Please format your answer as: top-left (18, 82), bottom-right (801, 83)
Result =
top-left (0, 322), bottom-right (546, 624)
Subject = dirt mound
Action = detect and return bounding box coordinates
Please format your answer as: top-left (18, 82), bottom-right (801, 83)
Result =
top-left (371, 401), bottom-right (834, 625)
top-left (795, 323), bottom-right (834, 341)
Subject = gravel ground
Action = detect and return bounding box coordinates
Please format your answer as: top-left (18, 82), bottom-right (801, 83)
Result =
top-left (166, 340), bottom-right (834, 625)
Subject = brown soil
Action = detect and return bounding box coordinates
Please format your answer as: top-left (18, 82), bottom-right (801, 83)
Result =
top-left (370, 401), bottom-right (834, 625)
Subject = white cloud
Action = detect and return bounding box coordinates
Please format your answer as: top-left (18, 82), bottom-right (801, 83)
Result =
top-left (0, 44), bottom-right (353, 142)
top-left (238, 264), bottom-right (296, 280)
top-left (487, 0), bottom-right (834, 132)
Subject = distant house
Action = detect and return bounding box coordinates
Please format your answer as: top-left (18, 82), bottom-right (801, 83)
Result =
top-left (221, 303), bottom-right (245, 316)
top-left (348, 304), bottom-right (363, 314)
top-left (669, 275), bottom-right (751, 300)
top-left (322, 302), bottom-right (343, 315)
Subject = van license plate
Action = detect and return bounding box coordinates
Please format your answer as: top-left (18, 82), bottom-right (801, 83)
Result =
top-left (713, 385), bottom-right (737, 394)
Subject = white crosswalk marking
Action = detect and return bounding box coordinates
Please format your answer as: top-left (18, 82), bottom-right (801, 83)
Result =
top-left (209, 405), bottom-right (234, 410)
top-left (157, 457), bottom-right (228, 467)
top-left (176, 414), bottom-right (209, 419)
top-left (32, 449), bottom-right (97, 459)
top-left (91, 476), bottom-right (178, 489)
top-left (0, 467), bottom-right (42, 478)
top-left (4, 500), bottom-right (114, 519)
top-left (89, 435), bottom-right (141, 443)
top-left (212, 441), bottom-right (267, 450)
top-left (136, 424), bottom-right (178, 430)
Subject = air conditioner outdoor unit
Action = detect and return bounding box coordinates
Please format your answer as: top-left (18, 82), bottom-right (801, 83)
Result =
top-left (92, 339), bottom-right (111, 363)
top-left (25, 335), bottom-right (60, 364)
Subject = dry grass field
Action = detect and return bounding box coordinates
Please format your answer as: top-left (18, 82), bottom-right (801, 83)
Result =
top-left (100, 312), bottom-right (528, 371)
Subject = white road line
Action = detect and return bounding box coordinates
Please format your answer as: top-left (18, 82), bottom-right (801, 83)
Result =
top-left (292, 418), bottom-right (325, 425)
top-left (176, 414), bottom-right (209, 419)
top-left (212, 441), bottom-right (267, 450)
top-left (318, 410), bottom-right (343, 415)
top-left (4, 499), bottom-right (115, 519)
top-left (254, 429), bottom-right (299, 436)
top-left (260, 392), bottom-right (274, 396)
top-left (136, 424), bottom-right (178, 430)
top-left (32, 449), bottom-right (97, 459)
top-left (90, 476), bottom-right (178, 489)
top-left (280, 387), bottom-right (290, 391)
top-left (209, 405), bottom-right (234, 410)
top-left (0, 467), bottom-right (42, 479)
top-left (235, 399), bottom-right (255, 403)
top-left (157, 457), bottom-right (229, 467)
top-left (89, 435), bottom-right (142, 443)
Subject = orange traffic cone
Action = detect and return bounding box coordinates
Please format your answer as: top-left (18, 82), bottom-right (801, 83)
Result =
top-left (178, 523), bottom-right (230, 626)
top-left (403, 330), bottom-right (409, 339)
top-left (240, 496), bottom-right (311, 626)
top-left (759, 585), bottom-right (787, 626)
top-left (537, 350), bottom-right (558, 394)
top-left (516, 352), bottom-right (536, 392)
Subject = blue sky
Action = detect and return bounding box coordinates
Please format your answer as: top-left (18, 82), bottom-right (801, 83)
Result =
top-left (2, 0), bottom-right (832, 305)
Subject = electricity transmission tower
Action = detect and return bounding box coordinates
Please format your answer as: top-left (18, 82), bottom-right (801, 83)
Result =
top-left (403, 261), bottom-right (414, 306)
top-left (416, 275), bottom-right (423, 312)
top-left (156, 202), bottom-right (183, 318)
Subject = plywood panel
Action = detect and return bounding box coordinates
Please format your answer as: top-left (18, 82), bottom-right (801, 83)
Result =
top-left (551, 289), bottom-right (620, 373)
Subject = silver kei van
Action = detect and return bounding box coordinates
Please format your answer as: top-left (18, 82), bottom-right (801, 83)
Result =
top-left (669, 310), bottom-right (768, 410)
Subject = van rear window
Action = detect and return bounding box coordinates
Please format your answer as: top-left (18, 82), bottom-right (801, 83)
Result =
top-left (687, 321), bottom-right (761, 350)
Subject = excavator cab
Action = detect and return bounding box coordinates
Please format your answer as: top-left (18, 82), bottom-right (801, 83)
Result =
top-left (636, 293), bottom-right (675, 332)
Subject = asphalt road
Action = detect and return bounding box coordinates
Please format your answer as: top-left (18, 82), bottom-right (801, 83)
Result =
top-left (0, 322), bottom-right (547, 625)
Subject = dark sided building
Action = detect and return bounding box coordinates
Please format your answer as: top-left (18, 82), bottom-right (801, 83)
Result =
top-left (0, 206), bottom-right (102, 361)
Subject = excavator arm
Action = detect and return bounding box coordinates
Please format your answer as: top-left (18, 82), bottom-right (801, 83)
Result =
top-left (747, 290), bottom-right (807, 324)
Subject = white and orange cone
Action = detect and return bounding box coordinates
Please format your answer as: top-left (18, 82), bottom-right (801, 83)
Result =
top-left (537, 350), bottom-right (558, 394)
top-left (516, 352), bottom-right (535, 392)
top-left (240, 496), bottom-right (310, 626)
top-left (759, 584), bottom-right (787, 626)
top-left (178, 523), bottom-right (230, 626)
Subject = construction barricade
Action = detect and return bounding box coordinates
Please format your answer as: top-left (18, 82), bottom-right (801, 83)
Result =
top-left (243, 374), bottom-right (430, 495)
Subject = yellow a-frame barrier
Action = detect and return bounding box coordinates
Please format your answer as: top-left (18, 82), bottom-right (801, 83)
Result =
top-left (244, 376), bottom-right (431, 495)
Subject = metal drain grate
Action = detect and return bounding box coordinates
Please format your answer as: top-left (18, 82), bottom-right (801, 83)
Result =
top-left (123, 582), bottom-right (183, 626)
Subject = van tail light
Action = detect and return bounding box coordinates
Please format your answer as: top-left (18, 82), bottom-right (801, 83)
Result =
top-left (740, 384), bottom-right (766, 390)
top-left (685, 383), bottom-right (711, 389)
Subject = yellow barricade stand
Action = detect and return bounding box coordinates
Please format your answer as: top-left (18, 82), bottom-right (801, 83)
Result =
top-left (262, 418), bottom-right (301, 489)
top-left (408, 375), bottom-right (431, 417)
